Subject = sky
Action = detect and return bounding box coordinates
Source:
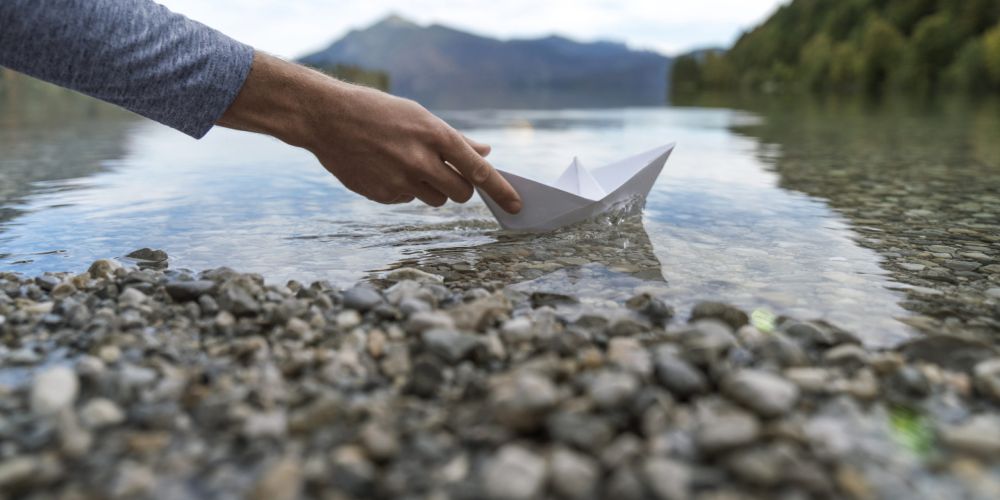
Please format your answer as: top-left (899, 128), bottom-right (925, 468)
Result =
top-left (157, 0), bottom-right (787, 59)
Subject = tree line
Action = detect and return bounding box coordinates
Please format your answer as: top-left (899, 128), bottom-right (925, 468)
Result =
top-left (671, 0), bottom-right (1000, 95)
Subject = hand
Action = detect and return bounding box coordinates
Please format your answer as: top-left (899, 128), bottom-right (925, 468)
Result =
top-left (218, 52), bottom-right (522, 213)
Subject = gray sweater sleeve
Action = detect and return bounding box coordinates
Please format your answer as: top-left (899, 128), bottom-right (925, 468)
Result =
top-left (0, 0), bottom-right (254, 138)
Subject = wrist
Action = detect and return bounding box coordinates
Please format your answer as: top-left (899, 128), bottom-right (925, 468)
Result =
top-left (217, 51), bottom-right (343, 150)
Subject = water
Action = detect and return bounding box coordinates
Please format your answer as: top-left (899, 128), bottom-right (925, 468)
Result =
top-left (3, 89), bottom-right (999, 346)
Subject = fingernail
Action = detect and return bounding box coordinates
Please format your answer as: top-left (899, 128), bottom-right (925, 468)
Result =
top-left (507, 200), bottom-right (522, 214)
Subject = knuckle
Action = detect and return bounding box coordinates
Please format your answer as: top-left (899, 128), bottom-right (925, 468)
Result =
top-left (471, 160), bottom-right (491, 183)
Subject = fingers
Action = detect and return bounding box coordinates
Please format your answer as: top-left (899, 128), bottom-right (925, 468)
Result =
top-left (423, 160), bottom-right (475, 203)
top-left (463, 135), bottom-right (491, 157)
top-left (440, 132), bottom-right (522, 214)
top-left (409, 182), bottom-right (448, 207)
top-left (389, 194), bottom-right (415, 204)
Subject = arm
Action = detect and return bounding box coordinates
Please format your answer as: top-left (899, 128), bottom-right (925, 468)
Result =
top-left (0, 0), bottom-right (252, 139)
top-left (217, 52), bottom-right (521, 212)
top-left (0, 0), bottom-right (521, 212)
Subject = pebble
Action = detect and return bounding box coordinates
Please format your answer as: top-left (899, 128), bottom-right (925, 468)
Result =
top-left (385, 267), bottom-right (443, 284)
top-left (218, 282), bottom-right (260, 315)
top-left (696, 409), bottom-right (761, 453)
top-left (608, 337), bottom-right (653, 377)
top-left (493, 372), bottom-right (559, 431)
top-left (360, 422), bottom-right (400, 461)
top-left (118, 287), bottom-right (147, 306)
top-left (500, 316), bottom-right (534, 344)
top-left (973, 358), bottom-right (1000, 403)
top-left (342, 285), bottom-right (383, 311)
top-left (250, 457), bottom-right (302, 500)
top-left (164, 280), bottom-right (216, 301)
top-left (31, 366), bottom-right (79, 415)
top-left (588, 370), bottom-right (640, 409)
top-left (87, 259), bottom-right (122, 279)
top-left (422, 328), bottom-right (480, 363)
top-left (784, 367), bottom-right (830, 393)
top-left (2, 256), bottom-right (999, 499)
top-left (723, 369), bottom-right (799, 417)
top-left (549, 447), bottom-right (599, 499)
top-left (985, 288), bottom-right (1000, 300)
top-left (405, 310), bottom-right (456, 334)
top-left (79, 398), bottom-right (125, 429)
top-left (482, 445), bottom-right (547, 500)
top-left (125, 248), bottom-right (168, 262)
top-left (653, 347), bottom-right (708, 398)
top-left (940, 415), bottom-right (1000, 456)
top-left (641, 457), bottom-right (691, 500)
top-left (689, 301), bottom-right (748, 330)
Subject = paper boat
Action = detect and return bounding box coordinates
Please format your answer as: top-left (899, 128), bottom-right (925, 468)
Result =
top-left (478, 143), bottom-right (675, 232)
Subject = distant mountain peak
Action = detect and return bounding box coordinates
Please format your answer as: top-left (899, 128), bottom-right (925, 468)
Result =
top-left (300, 18), bottom-right (671, 108)
top-left (371, 13), bottom-right (419, 29)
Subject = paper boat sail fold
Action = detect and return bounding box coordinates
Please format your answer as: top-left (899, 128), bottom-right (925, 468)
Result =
top-left (477, 142), bottom-right (675, 232)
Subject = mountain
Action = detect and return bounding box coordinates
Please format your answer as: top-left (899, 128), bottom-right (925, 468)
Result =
top-left (300, 15), bottom-right (671, 108)
top-left (671, 0), bottom-right (1000, 96)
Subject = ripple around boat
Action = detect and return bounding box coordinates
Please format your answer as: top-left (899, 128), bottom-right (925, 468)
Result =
top-left (2, 93), bottom-right (1000, 498)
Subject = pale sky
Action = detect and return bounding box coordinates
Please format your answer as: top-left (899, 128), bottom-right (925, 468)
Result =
top-left (156, 0), bottom-right (787, 59)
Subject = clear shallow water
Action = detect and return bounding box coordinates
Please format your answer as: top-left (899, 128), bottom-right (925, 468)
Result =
top-left (7, 97), bottom-right (996, 346)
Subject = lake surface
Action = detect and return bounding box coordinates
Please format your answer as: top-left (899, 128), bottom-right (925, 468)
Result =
top-left (2, 90), bottom-right (999, 346)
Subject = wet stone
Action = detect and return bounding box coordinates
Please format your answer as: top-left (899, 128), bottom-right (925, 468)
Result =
top-left (342, 285), bottom-right (383, 311)
top-left (31, 366), bottom-right (79, 415)
top-left (482, 445), bottom-right (547, 500)
top-left (164, 280), bottom-right (215, 302)
top-left (689, 301), bottom-right (748, 330)
top-left (126, 248), bottom-right (168, 263)
top-left (723, 370), bottom-right (799, 417)
top-left (421, 328), bottom-right (480, 363)
top-left (492, 372), bottom-right (558, 431)
top-left (940, 415), bottom-right (1000, 456)
top-left (654, 347), bottom-right (708, 398)
top-left (973, 358), bottom-right (1000, 403)
top-left (900, 335), bottom-right (997, 372)
top-left (641, 456), bottom-right (691, 500)
top-left (530, 292), bottom-right (578, 308)
top-left (549, 447), bottom-right (599, 500)
top-left (588, 370), bottom-right (640, 409)
top-left (79, 398), bottom-right (125, 429)
top-left (696, 409), bottom-right (761, 453)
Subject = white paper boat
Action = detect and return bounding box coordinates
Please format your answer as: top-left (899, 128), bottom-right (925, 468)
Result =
top-left (478, 143), bottom-right (675, 232)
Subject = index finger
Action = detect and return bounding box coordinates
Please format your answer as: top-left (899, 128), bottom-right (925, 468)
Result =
top-left (441, 133), bottom-right (522, 214)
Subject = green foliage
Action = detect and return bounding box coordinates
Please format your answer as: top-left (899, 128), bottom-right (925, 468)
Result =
top-left (670, 55), bottom-right (702, 93)
top-left (859, 17), bottom-right (906, 93)
top-left (986, 23), bottom-right (1000, 87)
top-left (944, 39), bottom-right (989, 92)
top-left (671, 0), bottom-right (1000, 96)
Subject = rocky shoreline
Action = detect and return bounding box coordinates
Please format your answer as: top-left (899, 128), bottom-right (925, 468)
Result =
top-left (2, 253), bottom-right (1000, 499)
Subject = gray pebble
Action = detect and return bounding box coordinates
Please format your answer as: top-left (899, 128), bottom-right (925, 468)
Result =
top-left (342, 285), bottom-right (383, 311)
top-left (482, 445), bottom-right (547, 500)
top-left (723, 369), bottom-right (799, 417)
top-left (165, 280), bottom-right (216, 302)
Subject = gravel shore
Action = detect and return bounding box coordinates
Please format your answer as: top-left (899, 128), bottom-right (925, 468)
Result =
top-left (2, 253), bottom-right (1000, 499)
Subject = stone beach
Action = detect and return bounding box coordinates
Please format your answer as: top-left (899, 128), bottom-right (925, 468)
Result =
top-left (2, 248), bottom-right (1000, 499)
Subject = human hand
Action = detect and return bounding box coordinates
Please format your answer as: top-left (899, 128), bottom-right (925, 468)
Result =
top-left (218, 52), bottom-right (522, 213)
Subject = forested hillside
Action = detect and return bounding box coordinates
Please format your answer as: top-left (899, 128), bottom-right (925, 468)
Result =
top-left (672, 0), bottom-right (1000, 95)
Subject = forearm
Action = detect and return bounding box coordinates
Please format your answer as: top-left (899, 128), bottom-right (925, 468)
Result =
top-left (0, 0), bottom-right (252, 138)
top-left (217, 52), bottom-right (348, 150)
top-left (218, 53), bottom-right (522, 213)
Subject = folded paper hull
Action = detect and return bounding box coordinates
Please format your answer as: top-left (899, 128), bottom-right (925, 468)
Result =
top-left (478, 143), bottom-right (674, 232)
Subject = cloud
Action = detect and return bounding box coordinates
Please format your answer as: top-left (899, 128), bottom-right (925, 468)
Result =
top-left (158, 0), bottom-right (785, 58)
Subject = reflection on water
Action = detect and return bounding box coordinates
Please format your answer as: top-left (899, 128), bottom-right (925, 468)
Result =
top-left (6, 93), bottom-right (997, 345)
top-left (717, 96), bottom-right (1000, 339)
